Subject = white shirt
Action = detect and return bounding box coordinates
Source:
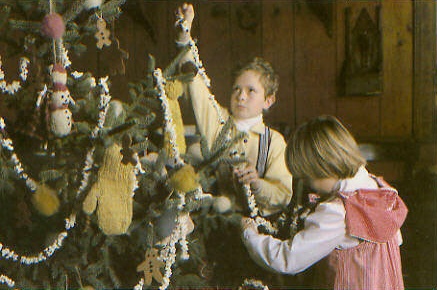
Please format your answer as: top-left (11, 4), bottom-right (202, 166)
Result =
top-left (242, 167), bottom-right (382, 274)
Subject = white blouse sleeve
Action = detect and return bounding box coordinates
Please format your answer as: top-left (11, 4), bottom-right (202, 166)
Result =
top-left (242, 199), bottom-right (351, 274)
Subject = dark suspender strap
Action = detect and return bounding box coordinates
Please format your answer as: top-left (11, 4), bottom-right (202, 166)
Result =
top-left (256, 126), bottom-right (271, 178)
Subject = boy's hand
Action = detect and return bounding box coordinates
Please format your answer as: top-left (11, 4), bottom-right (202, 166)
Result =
top-left (241, 217), bottom-right (258, 232)
top-left (175, 3), bottom-right (194, 44)
top-left (234, 163), bottom-right (261, 192)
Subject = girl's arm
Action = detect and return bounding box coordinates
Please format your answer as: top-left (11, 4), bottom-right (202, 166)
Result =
top-left (242, 198), bottom-right (356, 274)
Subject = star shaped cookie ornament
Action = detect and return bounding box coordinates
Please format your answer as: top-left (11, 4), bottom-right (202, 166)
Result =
top-left (136, 248), bottom-right (165, 286)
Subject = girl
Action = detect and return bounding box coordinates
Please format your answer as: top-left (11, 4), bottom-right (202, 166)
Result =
top-left (242, 115), bottom-right (408, 289)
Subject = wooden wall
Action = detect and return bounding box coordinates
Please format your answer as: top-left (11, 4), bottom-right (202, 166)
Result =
top-left (108, 1), bottom-right (430, 142)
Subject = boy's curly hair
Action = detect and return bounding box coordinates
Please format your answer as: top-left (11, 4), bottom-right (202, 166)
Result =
top-left (234, 57), bottom-right (279, 98)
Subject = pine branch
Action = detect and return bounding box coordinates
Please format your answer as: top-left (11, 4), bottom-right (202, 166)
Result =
top-left (107, 119), bottom-right (138, 136)
top-left (63, 0), bottom-right (85, 23)
top-left (163, 45), bottom-right (191, 79)
top-left (101, 0), bottom-right (127, 22)
top-left (8, 19), bottom-right (40, 32)
top-left (196, 131), bottom-right (246, 173)
top-left (211, 117), bottom-right (233, 153)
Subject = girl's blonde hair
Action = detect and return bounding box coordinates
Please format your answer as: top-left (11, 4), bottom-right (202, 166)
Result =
top-left (286, 115), bottom-right (366, 180)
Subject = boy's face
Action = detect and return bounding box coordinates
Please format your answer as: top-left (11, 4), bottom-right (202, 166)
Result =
top-left (230, 70), bottom-right (275, 120)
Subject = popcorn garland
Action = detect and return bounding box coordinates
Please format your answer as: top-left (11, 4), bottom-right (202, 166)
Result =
top-left (0, 274), bottom-right (15, 288)
top-left (0, 118), bottom-right (38, 192)
top-left (0, 56), bottom-right (30, 95)
top-left (78, 75), bottom-right (111, 197)
top-left (58, 40), bottom-right (72, 68)
top-left (133, 278), bottom-right (145, 290)
top-left (157, 211), bottom-right (190, 290)
top-left (154, 69), bottom-right (184, 166)
top-left (0, 213), bottom-right (76, 266)
top-left (239, 278), bottom-right (269, 290)
top-left (186, 39), bottom-right (225, 125)
top-left (243, 183), bottom-right (278, 235)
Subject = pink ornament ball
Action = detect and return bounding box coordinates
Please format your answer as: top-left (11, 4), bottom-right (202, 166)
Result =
top-left (41, 13), bottom-right (65, 39)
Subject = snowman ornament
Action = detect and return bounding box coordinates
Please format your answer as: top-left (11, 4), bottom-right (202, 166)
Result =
top-left (49, 63), bottom-right (73, 137)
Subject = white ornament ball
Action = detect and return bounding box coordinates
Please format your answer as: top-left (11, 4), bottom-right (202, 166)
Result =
top-left (84, 0), bottom-right (103, 10)
top-left (212, 195), bottom-right (232, 214)
top-left (50, 109), bottom-right (72, 137)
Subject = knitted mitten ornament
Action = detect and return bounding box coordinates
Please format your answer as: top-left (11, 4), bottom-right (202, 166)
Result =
top-left (83, 143), bottom-right (136, 235)
top-left (163, 80), bottom-right (186, 156)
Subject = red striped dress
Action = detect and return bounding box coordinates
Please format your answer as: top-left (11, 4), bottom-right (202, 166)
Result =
top-left (331, 177), bottom-right (408, 289)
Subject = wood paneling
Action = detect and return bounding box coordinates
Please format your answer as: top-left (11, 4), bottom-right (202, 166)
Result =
top-left (262, 1), bottom-right (295, 129)
top-left (196, 2), bottom-right (232, 106)
top-left (413, 1), bottom-right (436, 141)
top-left (105, 1), bottom-right (420, 141)
top-left (294, 2), bottom-right (336, 124)
top-left (381, 1), bottom-right (413, 138)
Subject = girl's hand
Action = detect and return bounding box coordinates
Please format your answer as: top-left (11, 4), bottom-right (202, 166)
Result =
top-left (234, 163), bottom-right (261, 192)
top-left (175, 3), bottom-right (194, 44)
top-left (241, 217), bottom-right (258, 232)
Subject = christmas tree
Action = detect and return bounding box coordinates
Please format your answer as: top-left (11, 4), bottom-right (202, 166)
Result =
top-left (0, 1), bottom-right (298, 289)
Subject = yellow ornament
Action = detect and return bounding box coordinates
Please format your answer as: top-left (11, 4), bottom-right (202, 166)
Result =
top-left (83, 143), bottom-right (135, 235)
top-left (31, 183), bottom-right (60, 217)
top-left (168, 164), bottom-right (199, 193)
top-left (164, 80), bottom-right (186, 156)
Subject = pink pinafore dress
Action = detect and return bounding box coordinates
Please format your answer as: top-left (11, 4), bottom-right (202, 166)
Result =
top-left (331, 176), bottom-right (408, 290)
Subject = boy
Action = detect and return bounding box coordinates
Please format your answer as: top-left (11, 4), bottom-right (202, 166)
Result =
top-left (176, 3), bottom-right (292, 217)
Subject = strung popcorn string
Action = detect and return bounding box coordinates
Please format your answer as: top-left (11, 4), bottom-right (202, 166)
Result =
top-left (157, 211), bottom-right (191, 290)
top-left (154, 68), bottom-right (184, 166)
top-left (0, 118), bottom-right (38, 192)
top-left (91, 76), bottom-right (111, 138)
top-left (77, 76), bottom-right (108, 197)
top-left (58, 40), bottom-right (72, 68)
top-left (239, 278), bottom-right (269, 290)
top-left (231, 152), bottom-right (277, 235)
top-left (243, 184), bottom-right (278, 235)
top-left (186, 39), bottom-right (225, 125)
top-left (133, 278), bottom-right (144, 290)
top-left (35, 85), bottom-right (48, 109)
top-left (0, 213), bottom-right (76, 265)
top-left (0, 56), bottom-right (30, 95)
top-left (0, 274), bottom-right (15, 288)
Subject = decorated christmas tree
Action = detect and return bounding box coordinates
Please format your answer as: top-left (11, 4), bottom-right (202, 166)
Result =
top-left (0, 1), bottom-right (300, 289)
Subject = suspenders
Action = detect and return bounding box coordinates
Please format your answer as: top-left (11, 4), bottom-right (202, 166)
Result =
top-left (256, 126), bottom-right (271, 178)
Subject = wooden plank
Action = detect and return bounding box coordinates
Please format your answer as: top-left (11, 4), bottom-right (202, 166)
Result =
top-left (262, 1), bottom-right (295, 131)
top-left (413, 1), bottom-right (436, 141)
top-left (294, 2), bottom-right (336, 124)
top-left (381, 1), bottom-right (413, 138)
top-left (336, 97), bottom-right (380, 138)
top-left (230, 1), bottom-right (263, 68)
top-left (196, 2), bottom-right (232, 106)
